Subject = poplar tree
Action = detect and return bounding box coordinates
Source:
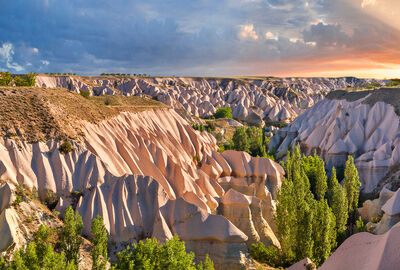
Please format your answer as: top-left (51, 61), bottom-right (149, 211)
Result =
top-left (343, 156), bottom-right (361, 215)
top-left (327, 167), bottom-right (348, 236)
top-left (311, 200), bottom-right (336, 266)
top-left (60, 206), bottom-right (83, 266)
top-left (91, 216), bottom-right (108, 270)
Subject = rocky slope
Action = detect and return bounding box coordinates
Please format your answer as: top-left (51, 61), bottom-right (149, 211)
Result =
top-left (0, 87), bottom-right (284, 269)
top-left (35, 75), bottom-right (382, 125)
top-left (269, 88), bottom-right (400, 194)
top-left (319, 225), bottom-right (400, 270)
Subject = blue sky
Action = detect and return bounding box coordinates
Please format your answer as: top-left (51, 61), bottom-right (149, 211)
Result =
top-left (1, 0), bottom-right (400, 77)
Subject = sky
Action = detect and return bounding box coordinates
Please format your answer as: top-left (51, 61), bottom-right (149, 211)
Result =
top-left (0, 0), bottom-right (400, 78)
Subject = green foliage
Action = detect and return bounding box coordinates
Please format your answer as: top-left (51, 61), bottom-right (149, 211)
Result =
top-left (386, 80), bottom-right (400, 87)
top-left (249, 243), bottom-right (280, 267)
top-left (246, 126), bottom-right (266, 157)
top-left (213, 107), bottom-right (232, 119)
top-left (2, 238), bottom-right (75, 270)
top-left (0, 72), bottom-right (13, 86)
top-left (232, 127), bottom-right (250, 152)
top-left (272, 145), bottom-right (355, 267)
top-left (327, 167), bottom-right (348, 237)
top-left (91, 216), bottom-right (108, 270)
top-left (60, 206), bottom-right (83, 265)
top-left (192, 123), bottom-right (205, 132)
top-left (311, 200), bottom-right (336, 265)
top-left (59, 141), bottom-right (73, 154)
top-left (302, 151), bottom-right (328, 200)
top-left (343, 156), bottom-right (361, 214)
top-left (196, 255), bottom-right (214, 270)
top-left (80, 90), bottom-right (90, 99)
top-left (354, 217), bottom-right (365, 233)
top-left (112, 235), bottom-right (213, 270)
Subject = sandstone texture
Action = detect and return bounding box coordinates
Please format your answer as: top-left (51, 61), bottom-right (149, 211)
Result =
top-left (0, 108), bottom-right (284, 269)
top-left (270, 89), bottom-right (400, 193)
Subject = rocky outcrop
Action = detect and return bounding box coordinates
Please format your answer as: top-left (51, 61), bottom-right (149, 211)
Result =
top-left (270, 89), bottom-right (400, 193)
top-left (319, 226), bottom-right (400, 270)
top-left (0, 108), bottom-right (284, 269)
top-left (36, 75), bottom-right (382, 125)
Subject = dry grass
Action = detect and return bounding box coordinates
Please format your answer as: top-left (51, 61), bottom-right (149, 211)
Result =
top-left (327, 88), bottom-right (400, 115)
top-left (0, 87), bottom-right (168, 143)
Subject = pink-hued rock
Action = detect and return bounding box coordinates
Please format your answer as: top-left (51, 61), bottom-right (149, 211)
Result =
top-left (320, 226), bottom-right (400, 270)
top-left (270, 97), bottom-right (400, 193)
top-left (0, 108), bottom-right (284, 269)
top-left (36, 75), bottom-right (381, 125)
top-left (286, 258), bottom-right (314, 270)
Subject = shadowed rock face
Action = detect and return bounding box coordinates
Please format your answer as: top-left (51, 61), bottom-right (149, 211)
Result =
top-left (319, 226), bottom-right (400, 270)
top-left (270, 94), bottom-right (400, 193)
top-left (36, 75), bottom-right (382, 125)
top-left (0, 109), bottom-right (284, 269)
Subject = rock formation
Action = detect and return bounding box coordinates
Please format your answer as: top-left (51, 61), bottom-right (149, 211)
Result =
top-left (270, 88), bottom-right (400, 193)
top-left (319, 226), bottom-right (400, 270)
top-left (36, 75), bottom-right (382, 125)
top-left (0, 107), bottom-right (284, 269)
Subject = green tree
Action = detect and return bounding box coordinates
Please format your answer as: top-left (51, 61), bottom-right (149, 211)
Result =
top-left (60, 206), bottom-right (83, 265)
top-left (246, 127), bottom-right (265, 157)
top-left (112, 235), bottom-right (213, 270)
top-left (196, 255), bottom-right (214, 270)
top-left (91, 216), bottom-right (108, 270)
top-left (0, 72), bottom-right (13, 86)
top-left (343, 156), bottom-right (361, 215)
top-left (303, 151), bottom-right (327, 200)
top-left (327, 167), bottom-right (348, 237)
top-left (213, 107), bottom-right (232, 119)
top-left (311, 200), bottom-right (336, 266)
top-left (232, 127), bottom-right (250, 152)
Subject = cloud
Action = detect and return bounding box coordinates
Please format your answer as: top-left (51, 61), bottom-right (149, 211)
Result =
top-left (361, 0), bottom-right (376, 8)
top-left (0, 0), bottom-right (399, 77)
top-left (238, 24), bottom-right (259, 40)
top-left (0, 43), bottom-right (24, 72)
top-left (265, 31), bottom-right (278, 40)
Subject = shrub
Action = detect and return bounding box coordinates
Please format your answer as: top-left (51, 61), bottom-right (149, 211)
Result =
top-left (213, 107), bottom-right (232, 119)
top-left (59, 141), bottom-right (73, 154)
top-left (249, 243), bottom-right (280, 267)
top-left (112, 235), bottom-right (214, 270)
top-left (80, 90), bottom-right (90, 99)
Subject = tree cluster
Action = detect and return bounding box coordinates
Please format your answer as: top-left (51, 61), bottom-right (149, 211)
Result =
top-left (0, 206), bottom-right (214, 270)
top-left (222, 126), bottom-right (274, 159)
top-left (0, 72), bottom-right (36, 86)
top-left (251, 146), bottom-right (362, 267)
top-left (99, 73), bottom-right (149, 77)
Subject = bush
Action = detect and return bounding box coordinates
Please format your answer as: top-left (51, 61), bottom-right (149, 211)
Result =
top-left (213, 107), bottom-right (232, 119)
top-left (59, 141), bottom-right (73, 154)
top-left (112, 235), bottom-right (214, 270)
top-left (249, 243), bottom-right (280, 267)
top-left (80, 90), bottom-right (90, 99)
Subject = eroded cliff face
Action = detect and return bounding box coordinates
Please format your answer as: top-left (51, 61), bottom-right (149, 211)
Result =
top-left (35, 75), bottom-right (382, 125)
top-left (0, 108), bottom-right (284, 269)
top-left (270, 90), bottom-right (400, 194)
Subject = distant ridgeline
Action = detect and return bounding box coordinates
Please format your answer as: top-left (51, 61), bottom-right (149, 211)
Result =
top-left (0, 72), bottom-right (36, 86)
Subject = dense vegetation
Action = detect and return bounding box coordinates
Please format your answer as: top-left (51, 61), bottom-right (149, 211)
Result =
top-left (0, 72), bottom-right (36, 86)
top-left (250, 145), bottom-right (363, 267)
top-left (221, 126), bottom-right (274, 159)
top-left (0, 207), bottom-right (214, 270)
top-left (213, 107), bottom-right (232, 119)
